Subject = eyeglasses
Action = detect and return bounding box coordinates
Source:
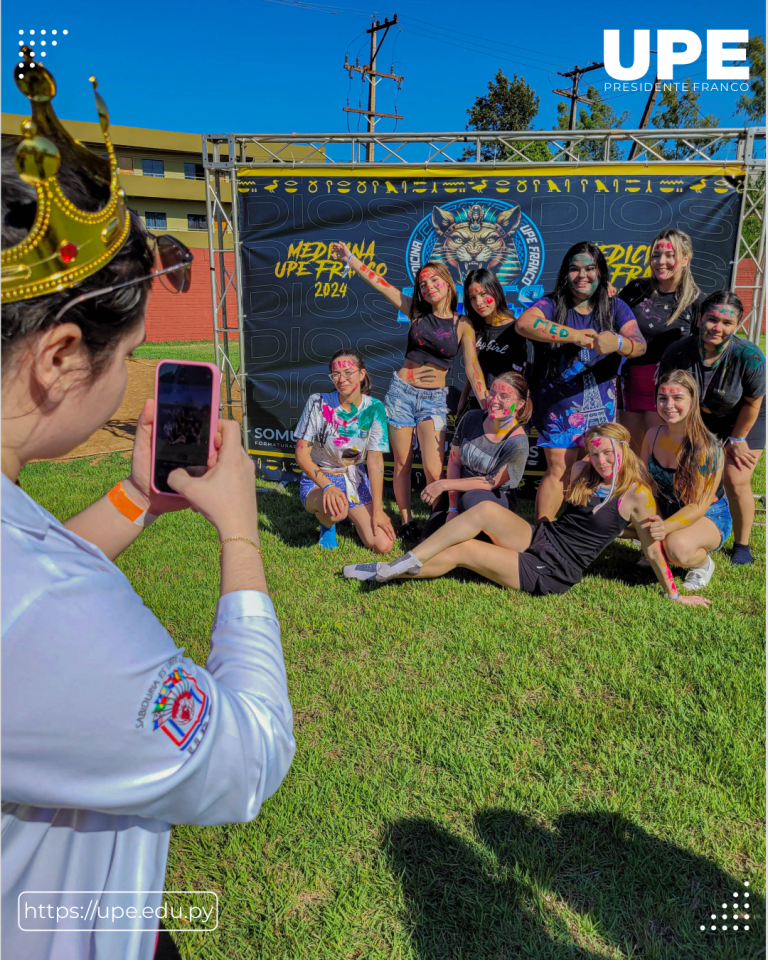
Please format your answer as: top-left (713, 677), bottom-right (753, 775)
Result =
top-left (330, 369), bottom-right (359, 381)
top-left (53, 230), bottom-right (193, 323)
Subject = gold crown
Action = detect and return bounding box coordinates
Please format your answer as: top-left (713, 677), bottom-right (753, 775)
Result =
top-left (1, 48), bottom-right (130, 304)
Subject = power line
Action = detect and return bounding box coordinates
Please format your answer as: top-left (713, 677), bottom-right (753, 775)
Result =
top-left (343, 15), bottom-right (403, 160)
top-left (552, 61), bottom-right (604, 129)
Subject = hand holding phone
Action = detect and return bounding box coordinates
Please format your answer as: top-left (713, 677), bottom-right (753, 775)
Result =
top-left (151, 361), bottom-right (221, 496)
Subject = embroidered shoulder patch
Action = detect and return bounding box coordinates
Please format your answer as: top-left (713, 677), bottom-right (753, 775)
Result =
top-left (152, 667), bottom-right (209, 751)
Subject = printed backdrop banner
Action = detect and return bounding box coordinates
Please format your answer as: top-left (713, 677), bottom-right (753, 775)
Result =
top-left (237, 165), bottom-right (743, 493)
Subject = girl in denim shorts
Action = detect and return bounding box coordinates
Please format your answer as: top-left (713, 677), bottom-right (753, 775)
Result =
top-left (331, 242), bottom-right (488, 541)
top-left (640, 369), bottom-right (732, 592)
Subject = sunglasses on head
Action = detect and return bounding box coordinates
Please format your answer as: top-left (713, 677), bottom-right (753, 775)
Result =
top-left (53, 227), bottom-right (193, 323)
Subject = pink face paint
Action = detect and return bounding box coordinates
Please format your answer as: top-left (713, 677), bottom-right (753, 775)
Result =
top-left (653, 241), bottom-right (674, 251)
top-left (590, 438), bottom-right (602, 448)
top-left (485, 296), bottom-right (494, 305)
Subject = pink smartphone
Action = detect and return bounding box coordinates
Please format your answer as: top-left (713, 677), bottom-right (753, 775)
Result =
top-left (151, 360), bottom-right (221, 496)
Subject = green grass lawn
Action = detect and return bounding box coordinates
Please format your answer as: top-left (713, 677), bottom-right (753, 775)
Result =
top-left (135, 339), bottom-right (240, 372)
top-left (20, 449), bottom-right (766, 959)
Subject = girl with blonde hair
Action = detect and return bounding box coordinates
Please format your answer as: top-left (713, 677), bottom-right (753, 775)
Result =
top-left (330, 242), bottom-right (487, 542)
top-left (640, 369), bottom-right (731, 591)
top-left (344, 423), bottom-right (710, 607)
top-left (619, 228), bottom-right (704, 450)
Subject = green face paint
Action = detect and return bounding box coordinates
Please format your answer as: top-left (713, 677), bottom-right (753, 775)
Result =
top-left (699, 305), bottom-right (739, 356)
top-left (567, 253), bottom-right (599, 300)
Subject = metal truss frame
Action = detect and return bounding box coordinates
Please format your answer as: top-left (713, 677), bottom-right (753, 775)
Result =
top-left (202, 128), bottom-right (766, 433)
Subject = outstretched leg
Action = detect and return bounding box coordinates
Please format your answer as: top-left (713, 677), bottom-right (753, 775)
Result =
top-left (403, 539), bottom-right (523, 589)
top-left (413, 500), bottom-right (534, 563)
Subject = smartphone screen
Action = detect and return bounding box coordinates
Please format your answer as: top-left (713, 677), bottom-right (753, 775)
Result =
top-left (154, 362), bottom-right (214, 493)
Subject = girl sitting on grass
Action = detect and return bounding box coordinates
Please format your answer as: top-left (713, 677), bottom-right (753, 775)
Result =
top-left (295, 349), bottom-right (396, 553)
top-left (419, 372), bottom-right (531, 540)
top-left (343, 423), bottom-right (710, 608)
top-left (640, 370), bottom-right (730, 592)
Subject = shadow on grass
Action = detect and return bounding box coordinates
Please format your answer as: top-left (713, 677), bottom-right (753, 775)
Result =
top-left (384, 811), bottom-right (763, 959)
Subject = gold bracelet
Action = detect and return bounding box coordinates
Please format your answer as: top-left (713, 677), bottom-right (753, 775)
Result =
top-left (219, 536), bottom-right (263, 557)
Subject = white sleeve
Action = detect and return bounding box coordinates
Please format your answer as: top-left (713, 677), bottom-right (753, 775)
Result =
top-left (294, 395), bottom-right (321, 443)
top-left (1, 576), bottom-right (295, 826)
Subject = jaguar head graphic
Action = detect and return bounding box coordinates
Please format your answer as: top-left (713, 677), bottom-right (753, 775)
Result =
top-left (430, 203), bottom-right (523, 283)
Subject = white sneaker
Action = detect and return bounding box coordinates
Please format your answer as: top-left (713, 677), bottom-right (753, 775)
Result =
top-left (682, 556), bottom-right (715, 591)
top-left (374, 551), bottom-right (423, 583)
top-left (343, 562), bottom-right (383, 581)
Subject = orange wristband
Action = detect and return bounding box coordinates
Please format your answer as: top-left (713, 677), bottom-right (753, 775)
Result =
top-left (107, 481), bottom-right (151, 526)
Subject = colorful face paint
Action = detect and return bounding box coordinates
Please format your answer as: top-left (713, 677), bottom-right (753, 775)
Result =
top-left (487, 390), bottom-right (517, 434)
top-left (656, 386), bottom-right (692, 422)
top-left (567, 254), bottom-right (599, 299)
top-left (699, 305), bottom-right (739, 355)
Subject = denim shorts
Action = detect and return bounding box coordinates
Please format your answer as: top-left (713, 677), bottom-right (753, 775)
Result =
top-left (384, 372), bottom-right (449, 432)
top-left (703, 494), bottom-right (733, 550)
top-left (660, 493), bottom-right (732, 550)
top-left (299, 470), bottom-right (372, 508)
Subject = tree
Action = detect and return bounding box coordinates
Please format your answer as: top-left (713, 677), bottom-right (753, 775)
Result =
top-left (556, 85), bottom-right (630, 160)
top-left (735, 35), bottom-right (766, 122)
top-left (462, 70), bottom-right (550, 162)
top-left (650, 80), bottom-right (719, 159)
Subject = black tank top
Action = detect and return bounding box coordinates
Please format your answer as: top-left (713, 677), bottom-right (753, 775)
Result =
top-left (540, 491), bottom-right (627, 578)
top-left (648, 427), bottom-right (725, 518)
top-left (404, 312), bottom-right (461, 370)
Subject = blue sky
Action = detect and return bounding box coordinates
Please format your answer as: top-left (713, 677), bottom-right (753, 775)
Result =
top-left (2, 0), bottom-right (764, 137)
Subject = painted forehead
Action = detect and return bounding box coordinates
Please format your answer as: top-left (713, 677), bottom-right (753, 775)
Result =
top-left (704, 304), bottom-right (739, 320)
top-left (332, 357), bottom-right (359, 369)
top-left (652, 240), bottom-right (675, 251)
top-left (490, 385), bottom-right (517, 397)
top-left (420, 269), bottom-right (438, 281)
top-left (569, 253), bottom-right (597, 268)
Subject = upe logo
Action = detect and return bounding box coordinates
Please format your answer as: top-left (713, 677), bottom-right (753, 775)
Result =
top-left (403, 199), bottom-right (545, 320)
top-left (604, 30), bottom-right (749, 81)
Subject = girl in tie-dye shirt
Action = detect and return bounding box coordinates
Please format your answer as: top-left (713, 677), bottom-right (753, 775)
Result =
top-left (294, 349), bottom-right (395, 553)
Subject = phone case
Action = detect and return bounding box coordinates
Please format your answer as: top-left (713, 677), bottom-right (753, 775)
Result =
top-left (151, 359), bottom-right (222, 497)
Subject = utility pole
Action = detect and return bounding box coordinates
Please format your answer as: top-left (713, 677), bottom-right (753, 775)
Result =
top-left (343, 14), bottom-right (403, 161)
top-left (629, 54), bottom-right (660, 160)
top-left (553, 61), bottom-right (604, 129)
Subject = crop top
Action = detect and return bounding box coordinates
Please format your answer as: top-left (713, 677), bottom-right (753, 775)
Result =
top-left (648, 427), bottom-right (725, 516)
top-left (404, 312), bottom-right (462, 371)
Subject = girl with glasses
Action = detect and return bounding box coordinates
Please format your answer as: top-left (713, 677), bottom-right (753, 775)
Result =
top-left (294, 349), bottom-right (396, 553)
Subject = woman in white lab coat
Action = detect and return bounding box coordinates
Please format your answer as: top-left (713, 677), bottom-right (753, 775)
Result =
top-left (1, 52), bottom-right (294, 960)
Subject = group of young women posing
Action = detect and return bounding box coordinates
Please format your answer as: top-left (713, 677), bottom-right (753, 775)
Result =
top-left (293, 230), bottom-right (765, 605)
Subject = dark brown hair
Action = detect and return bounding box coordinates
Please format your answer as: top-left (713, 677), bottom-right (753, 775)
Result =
top-left (1, 146), bottom-right (153, 378)
top-left (409, 261), bottom-right (458, 321)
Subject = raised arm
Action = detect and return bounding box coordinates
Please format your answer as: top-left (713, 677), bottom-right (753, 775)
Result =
top-left (459, 319), bottom-right (488, 406)
top-left (516, 305), bottom-right (594, 347)
top-left (626, 483), bottom-right (711, 608)
top-left (330, 241), bottom-right (411, 314)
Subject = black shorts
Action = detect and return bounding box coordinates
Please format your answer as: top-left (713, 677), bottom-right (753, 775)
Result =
top-left (703, 400), bottom-right (766, 450)
top-left (516, 523), bottom-right (582, 597)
